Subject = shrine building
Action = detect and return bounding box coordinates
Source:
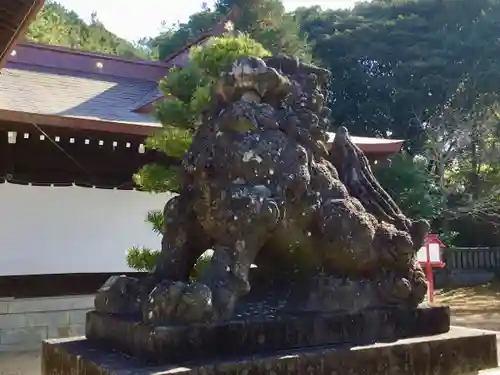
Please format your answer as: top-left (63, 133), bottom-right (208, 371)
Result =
top-left (0, 1), bottom-right (404, 298)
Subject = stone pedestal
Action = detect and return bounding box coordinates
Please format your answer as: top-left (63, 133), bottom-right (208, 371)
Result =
top-left (85, 306), bottom-right (450, 364)
top-left (40, 306), bottom-right (499, 375)
top-left (42, 326), bottom-right (498, 375)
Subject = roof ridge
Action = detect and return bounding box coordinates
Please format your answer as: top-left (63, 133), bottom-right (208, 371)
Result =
top-left (16, 41), bottom-right (170, 67)
top-left (162, 6), bottom-right (241, 64)
top-left (6, 44), bottom-right (169, 82)
top-left (5, 61), bottom-right (162, 84)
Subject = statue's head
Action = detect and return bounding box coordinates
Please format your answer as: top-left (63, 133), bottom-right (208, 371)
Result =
top-left (214, 56), bottom-right (294, 108)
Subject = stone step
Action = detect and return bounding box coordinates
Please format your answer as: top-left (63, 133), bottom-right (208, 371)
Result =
top-left (0, 322), bottom-right (86, 348)
top-left (0, 295), bottom-right (93, 350)
top-left (0, 295), bottom-right (94, 314)
top-left (42, 327), bottom-right (499, 375)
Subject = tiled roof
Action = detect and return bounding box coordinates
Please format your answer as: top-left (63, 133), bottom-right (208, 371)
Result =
top-left (131, 87), bottom-right (164, 112)
top-left (0, 63), bottom-right (162, 126)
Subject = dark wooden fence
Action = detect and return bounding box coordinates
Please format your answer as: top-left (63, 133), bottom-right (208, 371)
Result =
top-left (443, 247), bottom-right (500, 270)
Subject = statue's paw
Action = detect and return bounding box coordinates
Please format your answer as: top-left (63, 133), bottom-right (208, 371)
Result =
top-left (408, 260), bottom-right (428, 306)
top-left (143, 281), bottom-right (215, 325)
top-left (377, 276), bottom-right (412, 305)
top-left (409, 219), bottom-right (430, 249)
top-left (94, 275), bottom-right (142, 316)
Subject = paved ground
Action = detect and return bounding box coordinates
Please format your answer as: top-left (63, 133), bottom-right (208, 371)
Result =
top-left (0, 350), bottom-right (41, 375)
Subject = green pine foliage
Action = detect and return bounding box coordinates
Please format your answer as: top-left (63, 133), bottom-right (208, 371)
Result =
top-left (214, 0), bottom-right (311, 61)
top-left (133, 34), bottom-right (270, 194)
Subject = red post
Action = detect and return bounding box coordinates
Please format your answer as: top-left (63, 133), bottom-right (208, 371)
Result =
top-left (425, 242), bottom-right (434, 303)
top-left (418, 234), bottom-right (446, 303)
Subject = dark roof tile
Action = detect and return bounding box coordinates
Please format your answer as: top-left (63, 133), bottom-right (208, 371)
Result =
top-left (0, 63), bottom-right (161, 126)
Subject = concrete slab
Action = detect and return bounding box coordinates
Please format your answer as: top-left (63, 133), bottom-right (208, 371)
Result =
top-left (451, 325), bottom-right (500, 360)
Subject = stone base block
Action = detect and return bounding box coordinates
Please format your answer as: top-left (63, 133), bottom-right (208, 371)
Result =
top-left (85, 306), bottom-right (450, 364)
top-left (42, 327), bottom-right (498, 375)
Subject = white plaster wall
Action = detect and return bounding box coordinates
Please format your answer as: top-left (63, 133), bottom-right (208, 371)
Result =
top-left (0, 183), bottom-right (173, 276)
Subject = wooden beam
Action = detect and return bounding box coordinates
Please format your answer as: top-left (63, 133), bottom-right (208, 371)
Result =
top-left (0, 109), bottom-right (160, 136)
top-left (0, 0), bottom-right (45, 69)
top-left (0, 129), bottom-right (177, 188)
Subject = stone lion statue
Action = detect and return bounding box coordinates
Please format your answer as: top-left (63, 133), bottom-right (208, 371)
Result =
top-left (95, 55), bottom-right (429, 325)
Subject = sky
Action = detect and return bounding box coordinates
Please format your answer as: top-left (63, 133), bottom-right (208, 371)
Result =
top-left (57, 0), bottom-right (357, 42)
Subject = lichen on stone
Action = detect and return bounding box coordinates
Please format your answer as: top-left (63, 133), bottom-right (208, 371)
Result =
top-left (95, 54), bottom-right (430, 325)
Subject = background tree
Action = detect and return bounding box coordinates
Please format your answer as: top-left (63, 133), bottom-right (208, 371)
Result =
top-left (293, 0), bottom-right (500, 245)
top-left (375, 153), bottom-right (444, 222)
top-left (148, 0), bottom-right (310, 61)
top-left (127, 34), bottom-right (271, 271)
top-left (419, 85), bottom-right (500, 246)
top-left (294, 0), bottom-right (500, 149)
top-left (27, 1), bottom-right (152, 59)
top-left (377, 79), bottom-right (500, 246)
top-left (214, 0), bottom-right (311, 60)
top-left (147, 10), bottom-right (221, 60)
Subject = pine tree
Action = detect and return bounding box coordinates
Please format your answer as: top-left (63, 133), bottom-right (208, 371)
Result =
top-left (27, 1), bottom-right (151, 59)
top-left (215, 0), bottom-right (311, 60)
top-left (126, 34), bottom-right (271, 273)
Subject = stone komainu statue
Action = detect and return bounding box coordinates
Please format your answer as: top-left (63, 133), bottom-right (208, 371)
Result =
top-left (95, 55), bottom-right (430, 324)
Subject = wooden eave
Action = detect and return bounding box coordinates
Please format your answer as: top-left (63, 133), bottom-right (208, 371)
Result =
top-left (0, 109), bottom-right (159, 137)
top-left (0, 0), bottom-right (45, 69)
top-left (0, 109), bottom-right (404, 155)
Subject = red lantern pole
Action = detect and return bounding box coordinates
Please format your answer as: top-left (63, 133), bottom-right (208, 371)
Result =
top-left (425, 242), bottom-right (434, 303)
top-left (418, 234), bottom-right (446, 304)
